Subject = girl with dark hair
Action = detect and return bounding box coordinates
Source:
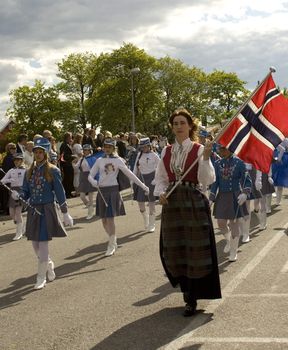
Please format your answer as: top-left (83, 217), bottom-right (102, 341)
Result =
top-left (154, 108), bottom-right (221, 317)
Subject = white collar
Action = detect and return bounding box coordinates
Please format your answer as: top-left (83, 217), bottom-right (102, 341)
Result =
top-left (174, 138), bottom-right (192, 151)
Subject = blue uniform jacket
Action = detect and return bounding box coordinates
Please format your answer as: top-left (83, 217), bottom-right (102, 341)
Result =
top-left (210, 155), bottom-right (251, 201)
top-left (21, 163), bottom-right (66, 207)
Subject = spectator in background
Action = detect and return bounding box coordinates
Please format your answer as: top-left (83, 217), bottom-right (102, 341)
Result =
top-left (23, 141), bottom-right (34, 168)
top-left (116, 132), bottom-right (127, 159)
top-left (43, 130), bottom-right (53, 139)
top-left (60, 132), bottom-right (75, 198)
top-left (126, 133), bottom-right (139, 170)
top-left (16, 133), bottom-right (28, 154)
top-left (95, 133), bottom-right (104, 153)
top-left (82, 128), bottom-right (90, 145)
top-left (0, 143), bottom-right (17, 215)
top-left (72, 133), bottom-right (83, 191)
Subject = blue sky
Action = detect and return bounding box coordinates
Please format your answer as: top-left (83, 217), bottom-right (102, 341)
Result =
top-left (1, 0), bottom-right (288, 116)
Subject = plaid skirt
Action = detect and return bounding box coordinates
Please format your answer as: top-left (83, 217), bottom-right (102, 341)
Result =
top-left (160, 183), bottom-right (221, 300)
top-left (96, 185), bottom-right (126, 218)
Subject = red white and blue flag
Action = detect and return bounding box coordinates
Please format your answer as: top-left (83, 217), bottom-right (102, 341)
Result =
top-left (217, 73), bottom-right (288, 173)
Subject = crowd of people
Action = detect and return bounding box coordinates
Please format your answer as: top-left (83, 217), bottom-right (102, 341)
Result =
top-left (1, 113), bottom-right (287, 317)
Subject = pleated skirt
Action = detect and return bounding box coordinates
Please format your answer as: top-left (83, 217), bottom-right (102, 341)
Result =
top-left (96, 185), bottom-right (126, 218)
top-left (133, 171), bottom-right (156, 202)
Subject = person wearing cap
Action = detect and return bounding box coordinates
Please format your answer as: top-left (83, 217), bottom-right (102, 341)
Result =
top-left (209, 145), bottom-right (252, 262)
top-left (133, 137), bottom-right (160, 232)
top-left (88, 137), bottom-right (149, 257)
top-left (0, 153), bottom-right (26, 240)
top-left (154, 108), bottom-right (221, 317)
top-left (11, 137), bottom-right (73, 290)
top-left (73, 144), bottom-right (97, 220)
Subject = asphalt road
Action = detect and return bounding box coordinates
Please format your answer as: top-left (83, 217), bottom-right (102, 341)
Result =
top-left (0, 190), bottom-right (287, 350)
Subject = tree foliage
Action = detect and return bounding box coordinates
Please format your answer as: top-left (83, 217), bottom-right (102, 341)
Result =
top-left (6, 44), bottom-right (251, 139)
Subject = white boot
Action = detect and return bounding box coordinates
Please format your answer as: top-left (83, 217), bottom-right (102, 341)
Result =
top-left (34, 261), bottom-right (48, 290)
top-left (47, 258), bottom-right (56, 282)
top-left (259, 211), bottom-right (267, 230)
top-left (86, 205), bottom-right (94, 220)
top-left (222, 231), bottom-right (231, 253)
top-left (275, 189), bottom-right (282, 205)
top-left (240, 217), bottom-right (250, 243)
top-left (141, 211), bottom-right (149, 230)
top-left (105, 235), bottom-right (117, 257)
top-left (13, 223), bottom-right (23, 241)
top-left (266, 195), bottom-right (272, 214)
top-left (229, 236), bottom-right (240, 262)
top-left (147, 214), bottom-right (156, 233)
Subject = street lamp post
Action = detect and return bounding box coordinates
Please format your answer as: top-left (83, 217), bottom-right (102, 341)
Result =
top-left (130, 67), bottom-right (140, 133)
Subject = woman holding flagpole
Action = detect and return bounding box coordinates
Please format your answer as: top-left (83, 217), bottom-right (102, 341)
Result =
top-left (154, 108), bottom-right (221, 317)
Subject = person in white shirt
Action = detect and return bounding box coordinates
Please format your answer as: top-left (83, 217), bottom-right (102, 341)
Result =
top-left (88, 138), bottom-right (149, 257)
top-left (23, 141), bottom-right (34, 168)
top-left (73, 144), bottom-right (97, 219)
top-left (0, 153), bottom-right (26, 240)
top-left (154, 108), bottom-right (221, 317)
top-left (133, 137), bottom-right (160, 232)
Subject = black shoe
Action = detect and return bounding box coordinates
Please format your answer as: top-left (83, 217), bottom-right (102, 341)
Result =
top-left (183, 303), bottom-right (197, 317)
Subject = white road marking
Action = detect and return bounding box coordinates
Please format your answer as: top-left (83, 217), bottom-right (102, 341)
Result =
top-left (162, 228), bottom-right (287, 350)
top-left (181, 337), bottom-right (288, 344)
top-left (227, 293), bottom-right (288, 297)
top-left (280, 259), bottom-right (288, 273)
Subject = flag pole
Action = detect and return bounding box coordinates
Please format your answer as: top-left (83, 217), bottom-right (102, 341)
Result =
top-left (214, 66), bottom-right (276, 143)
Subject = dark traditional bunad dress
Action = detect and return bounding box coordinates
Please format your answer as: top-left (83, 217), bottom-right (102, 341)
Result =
top-left (154, 138), bottom-right (221, 308)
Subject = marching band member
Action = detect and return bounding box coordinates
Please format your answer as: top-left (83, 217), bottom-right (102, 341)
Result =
top-left (88, 138), bottom-right (149, 257)
top-left (0, 153), bottom-right (26, 240)
top-left (11, 138), bottom-right (73, 290)
top-left (210, 145), bottom-right (252, 262)
top-left (154, 108), bottom-right (221, 317)
top-left (72, 144), bottom-right (97, 220)
top-left (133, 137), bottom-right (160, 232)
top-left (272, 138), bottom-right (288, 206)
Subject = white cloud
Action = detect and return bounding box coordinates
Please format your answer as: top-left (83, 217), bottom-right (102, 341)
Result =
top-left (2, 0), bottom-right (288, 116)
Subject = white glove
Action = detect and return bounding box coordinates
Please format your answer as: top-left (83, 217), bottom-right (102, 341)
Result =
top-left (268, 176), bottom-right (274, 185)
top-left (143, 185), bottom-right (150, 196)
top-left (255, 180), bottom-right (262, 191)
top-left (88, 175), bottom-right (98, 188)
top-left (11, 190), bottom-right (20, 200)
top-left (237, 193), bottom-right (247, 206)
top-left (63, 212), bottom-right (74, 227)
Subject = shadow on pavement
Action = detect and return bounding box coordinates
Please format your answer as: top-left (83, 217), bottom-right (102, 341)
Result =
top-left (90, 308), bottom-right (213, 350)
top-left (133, 282), bottom-right (175, 306)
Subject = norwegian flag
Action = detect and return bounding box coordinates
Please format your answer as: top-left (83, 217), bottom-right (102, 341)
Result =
top-left (217, 73), bottom-right (288, 173)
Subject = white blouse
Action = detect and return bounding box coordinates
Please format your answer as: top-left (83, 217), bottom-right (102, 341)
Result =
top-left (133, 151), bottom-right (160, 175)
top-left (1, 167), bottom-right (26, 188)
top-left (73, 157), bottom-right (91, 172)
top-left (154, 138), bottom-right (215, 196)
top-left (89, 156), bottom-right (148, 191)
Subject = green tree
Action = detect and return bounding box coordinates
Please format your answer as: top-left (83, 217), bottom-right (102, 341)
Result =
top-left (57, 52), bottom-right (98, 129)
top-left (7, 80), bottom-right (66, 139)
top-left (88, 43), bottom-right (162, 134)
top-left (155, 57), bottom-right (208, 131)
top-left (205, 70), bottom-right (249, 124)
